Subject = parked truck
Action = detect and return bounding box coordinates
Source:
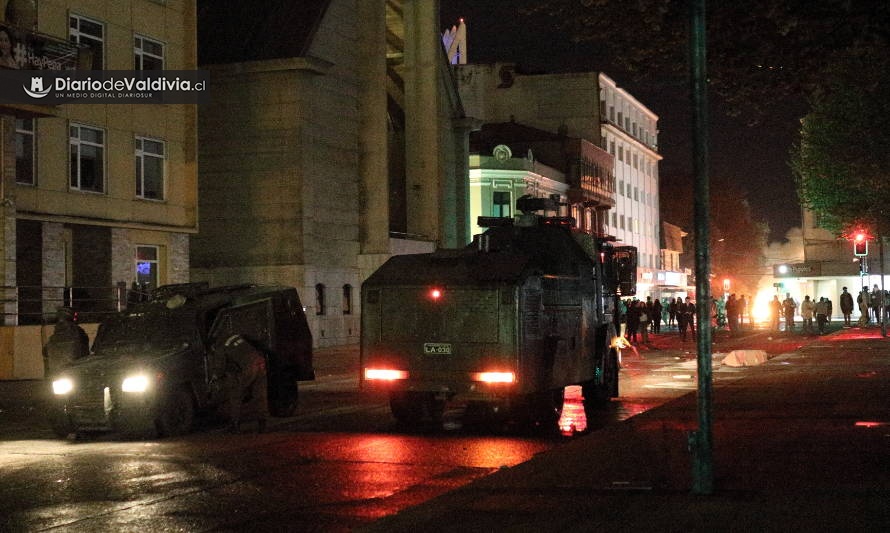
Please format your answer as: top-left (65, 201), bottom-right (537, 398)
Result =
top-left (361, 197), bottom-right (636, 426)
top-left (47, 283), bottom-right (314, 438)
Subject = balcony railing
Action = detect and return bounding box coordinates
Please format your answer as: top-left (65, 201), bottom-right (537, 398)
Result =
top-left (0, 283), bottom-right (153, 326)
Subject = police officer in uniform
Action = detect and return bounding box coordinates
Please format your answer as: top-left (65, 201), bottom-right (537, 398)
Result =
top-left (43, 307), bottom-right (89, 377)
top-left (217, 334), bottom-right (269, 433)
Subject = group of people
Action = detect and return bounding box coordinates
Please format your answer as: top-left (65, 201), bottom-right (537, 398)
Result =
top-left (620, 296), bottom-right (698, 343)
top-left (767, 285), bottom-right (890, 335)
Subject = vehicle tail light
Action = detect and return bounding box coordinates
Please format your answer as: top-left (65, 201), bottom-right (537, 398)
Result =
top-left (364, 368), bottom-right (409, 381)
top-left (472, 371), bottom-right (515, 384)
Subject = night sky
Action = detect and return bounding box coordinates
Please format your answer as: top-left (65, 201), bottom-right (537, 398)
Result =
top-left (440, 3), bottom-right (804, 243)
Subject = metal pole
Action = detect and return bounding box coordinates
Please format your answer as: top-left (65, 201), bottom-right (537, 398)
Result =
top-left (878, 235), bottom-right (887, 337)
top-left (689, 0), bottom-right (714, 495)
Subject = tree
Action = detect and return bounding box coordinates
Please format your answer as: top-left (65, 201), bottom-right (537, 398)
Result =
top-left (791, 42), bottom-right (890, 236)
top-left (519, 0), bottom-right (890, 121)
top-left (662, 176), bottom-right (769, 296)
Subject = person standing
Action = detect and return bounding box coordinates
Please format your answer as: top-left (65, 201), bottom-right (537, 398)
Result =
top-left (769, 295), bottom-right (782, 332)
top-left (217, 334), bottom-right (269, 434)
top-left (782, 293), bottom-right (797, 333)
top-left (726, 294), bottom-right (739, 334)
top-left (684, 297), bottom-right (696, 335)
top-left (668, 297), bottom-right (678, 329)
top-left (839, 287), bottom-right (854, 327)
top-left (43, 307), bottom-right (90, 377)
top-left (625, 300), bottom-right (641, 343)
top-left (870, 285), bottom-right (883, 324)
top-left (652, 298), bottom-right (663, 334)
top-left (814, 297), bottom-right (830, 334)
top-left (738, 294), bottom-right (748, 328)
top-left (858, 287), bottom-right (871, 326)
top-left (800, 295), bottom-right (815, 334)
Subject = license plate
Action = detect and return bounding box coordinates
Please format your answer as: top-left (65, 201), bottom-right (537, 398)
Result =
top-left (423, 343), bottom-right (452, 355)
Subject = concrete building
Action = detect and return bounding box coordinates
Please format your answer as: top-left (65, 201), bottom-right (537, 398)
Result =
top-left (1, 0), bottom-right (197, 325)
top-left (770, 208), bottom-right (884, 321)
top-left (466, 121), bottom-right (613, 237)
top-left (193, 0), bottom-right (474, 347)
top-left (456, 64), bottom-right (663, 296)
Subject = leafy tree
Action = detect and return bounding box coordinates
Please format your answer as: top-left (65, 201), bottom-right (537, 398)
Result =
top-left (661, 175), bottom-right (769, 295)
top-left (519, 0), bottom-right (890, 121)
top-left (791, 42), bottom-right (890, 236)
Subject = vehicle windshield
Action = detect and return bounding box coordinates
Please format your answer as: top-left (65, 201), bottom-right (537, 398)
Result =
top-left (92, 307), bottom-right (200, 355)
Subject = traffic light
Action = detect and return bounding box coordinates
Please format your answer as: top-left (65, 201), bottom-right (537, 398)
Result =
top-left (853, 233), bottom-right (868, 256)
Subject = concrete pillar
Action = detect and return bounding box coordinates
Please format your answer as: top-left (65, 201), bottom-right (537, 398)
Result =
top-left (450, 117), bottom-right (477, 247)
top-left (357, 0), bottom-right (389, 255)
top-left (402, 0), bottom-right (442, 244)
top-left (0, 116), bottom-right (16, 324)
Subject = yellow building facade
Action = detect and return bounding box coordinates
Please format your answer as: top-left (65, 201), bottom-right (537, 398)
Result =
top-left (0, 0), bottom-right (197, 326)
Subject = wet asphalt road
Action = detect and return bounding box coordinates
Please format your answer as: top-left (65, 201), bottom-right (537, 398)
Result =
top-left (0, 328), bottom-right (789, 531)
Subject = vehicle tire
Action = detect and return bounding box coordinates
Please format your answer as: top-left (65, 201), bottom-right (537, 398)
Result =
top-left (48, 407), bottom-right (74, 439)
top-left (514, 389), bottom-right (563, 430)
top-left (155, 387), bottom-right (195, 437)
top-left (269, 377), bottom-right (299, 418)
top-left (389, 391), bottom-right (435, 426)
top-left (584, 347), bottom-right (619, 409)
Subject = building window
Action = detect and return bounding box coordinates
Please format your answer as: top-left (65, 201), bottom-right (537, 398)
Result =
top-left (15, 118), bottom-right (35, 185)
top-left (135, 136), bottom-right (165, 200)
top-left (315, 284), bottom-right (326, 315)
top-left (609, 140), bottom-right (615, 155)
top-left (634, 187), bottom-right (639, 202)
top-left (135, 245), bottom-right (159, 289)
top-left (618, 146), bottom-right (623, 162)
top-left (69, 123), bottom-right (105, 193)
top-left (492, 190), bottom-right (511, 218)
top-left (342, 284), bottom-right (353, 315)
top-left (611, 212), bottom-right (617, 227)
top-left (69, 14), bottom-right (104, 70)
top-left (620, 215), bottom-right (625, 230)
top-left (619, 181), bottom-right (624, 196)
top-left (134, 35), bottom-right (164, 70)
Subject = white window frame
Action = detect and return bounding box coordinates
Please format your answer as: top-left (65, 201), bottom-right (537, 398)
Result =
top-left (492, 190), bottom-right (512, 218)
top-left (69, 14), bottom-right (105, 70)
top-left (15, 118), bottom-right (35, 185)
top-left (69, 123), bottom-right (105, 193)
top-left (134, 34), bottom-right (164, 70)
top-left (135, 136), bottom-right (166, 200)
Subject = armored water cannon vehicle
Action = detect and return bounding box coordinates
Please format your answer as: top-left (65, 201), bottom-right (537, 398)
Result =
top-left (361, 196), bottom-right (637, 426)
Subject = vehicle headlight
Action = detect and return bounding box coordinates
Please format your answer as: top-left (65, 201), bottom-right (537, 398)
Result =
top-left (121, 374), bottom-right (150, 393)
top-left (52, 378), bottom-right (74, 395)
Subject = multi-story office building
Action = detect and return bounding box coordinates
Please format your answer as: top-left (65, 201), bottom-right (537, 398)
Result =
top-left (0, 0), bottom-right (197, 327)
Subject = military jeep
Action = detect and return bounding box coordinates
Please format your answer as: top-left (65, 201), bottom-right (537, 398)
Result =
top-left (47, 283), bottom-right (314, 438)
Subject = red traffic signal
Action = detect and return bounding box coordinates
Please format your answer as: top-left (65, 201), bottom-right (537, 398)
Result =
top-left (853, 234), bottom-right (868, 256)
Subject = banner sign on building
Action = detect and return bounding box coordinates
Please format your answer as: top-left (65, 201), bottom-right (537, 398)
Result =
top-left (0, 22), bottom-right (80, 71)
top-left (773, 262), bottom-right (822, 278)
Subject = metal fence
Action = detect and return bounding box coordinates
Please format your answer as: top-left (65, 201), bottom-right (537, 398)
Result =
top-left (0, 283), bottom-right (153, 326)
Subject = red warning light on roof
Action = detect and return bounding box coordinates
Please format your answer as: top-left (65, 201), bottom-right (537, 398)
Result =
top-left (429, 288), bottom-right (443, 300)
